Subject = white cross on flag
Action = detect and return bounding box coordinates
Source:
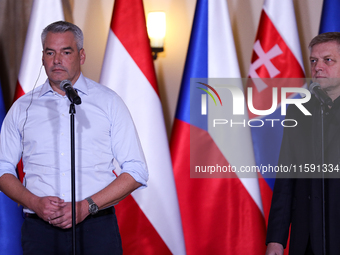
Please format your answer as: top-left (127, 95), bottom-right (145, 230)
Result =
top-left (249, 40), bottom-right (283, 92)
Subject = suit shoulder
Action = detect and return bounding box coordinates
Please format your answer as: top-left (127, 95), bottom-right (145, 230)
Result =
top-left (286, 95), bottom-right (317, 119)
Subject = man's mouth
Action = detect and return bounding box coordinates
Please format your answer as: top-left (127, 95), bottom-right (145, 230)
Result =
top-left (52, 67), bottom-right (66, 72)
top-left (314, 75), bottom-right (326, 79)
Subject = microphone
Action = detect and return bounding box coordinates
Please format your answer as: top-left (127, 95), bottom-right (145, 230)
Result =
top-left (60, 80), bottom-right (81, 105)
top-left (309, 82), bottom-right (333, 107)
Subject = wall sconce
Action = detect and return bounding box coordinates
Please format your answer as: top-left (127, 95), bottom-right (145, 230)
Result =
top-left (147, 11), bottom-right (166, 60)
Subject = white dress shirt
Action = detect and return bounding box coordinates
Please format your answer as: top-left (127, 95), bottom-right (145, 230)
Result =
top-left (0, 74), bottom-right (148, 212)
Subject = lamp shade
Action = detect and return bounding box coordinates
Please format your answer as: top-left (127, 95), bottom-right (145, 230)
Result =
top-left (147, 12), bottom-right (166, 48)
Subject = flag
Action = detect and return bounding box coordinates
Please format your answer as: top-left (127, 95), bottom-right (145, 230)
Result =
top-left (1, 1), bottom-right (64, 253)
top-left (170, 0), bottom-right (267, 254)
top-left (0, 81), bottom-right (24, 254)
top-left (247, 0), bottom-right (305, 228)
top-left (13, 0), bottom-right (64, 100)
top-left (13, 0), bottom-right (64, 183)
top-left (99, 0), bottom-right (185, 254)
top-left (319, 0), bottom-right (340, 33)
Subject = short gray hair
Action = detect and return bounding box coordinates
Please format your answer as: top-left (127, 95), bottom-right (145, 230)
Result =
top-left (309, 32), bottom-right (340, 50)
top-left (41, 21), bottom-right (84, 51)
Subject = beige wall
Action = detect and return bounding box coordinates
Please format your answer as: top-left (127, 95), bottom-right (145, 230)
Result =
top-left (0, 0), bottom-right (324, 137)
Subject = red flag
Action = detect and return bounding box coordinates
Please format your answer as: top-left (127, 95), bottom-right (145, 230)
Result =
top-left (100, 1), bottom-right (185, 254)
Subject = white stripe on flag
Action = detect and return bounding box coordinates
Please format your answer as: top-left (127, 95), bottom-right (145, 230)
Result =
top-left (18, 0), bottom-right (64, 93)
top-left (263, 0), bottom-right (304, 70)
top-left (100, 30), bottom-right (186, 255)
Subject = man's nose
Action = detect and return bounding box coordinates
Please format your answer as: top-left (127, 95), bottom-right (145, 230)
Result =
top-left (314, 61), bottom-right (324, 72)
top-left (53, 53), bottom-right (62, 64)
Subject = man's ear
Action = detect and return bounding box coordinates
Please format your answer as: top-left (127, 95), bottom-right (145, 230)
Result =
top-left (80, 48), bottom-right (86, 65)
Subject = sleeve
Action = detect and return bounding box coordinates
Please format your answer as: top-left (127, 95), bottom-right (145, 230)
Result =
top-left (0, 104), bottom-right (23, 179)
top-left (265, 179), bottom-right (294, 247)
top-left (265, 105), bottom-right (297, 247)
top-left (109, 94), bottom-right (148, 187)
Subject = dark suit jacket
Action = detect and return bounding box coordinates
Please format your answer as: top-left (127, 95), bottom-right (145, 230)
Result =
top-left (266, 95), bottom-right (340, 255)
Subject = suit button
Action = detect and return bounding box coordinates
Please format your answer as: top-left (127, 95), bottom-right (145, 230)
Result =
top-left (308, 195), bottom-right (311, 200)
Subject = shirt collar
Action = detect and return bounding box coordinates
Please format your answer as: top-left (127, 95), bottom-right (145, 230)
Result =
top-left (38, 79), bottom-right (54, 97)
top-left (38, 73), bottom-right (89, 98)
top-left (73, 73), bottom-right (88, 96)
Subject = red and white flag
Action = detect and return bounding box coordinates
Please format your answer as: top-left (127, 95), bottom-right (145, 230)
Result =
top-left (100, 1), bottom-right (185, 254)
top-left (13, 0), bottom-right (64, 100)
top-left (170, 0), bottom-right (266, 253)
top-left (247, 0), bottom-right (305, 228)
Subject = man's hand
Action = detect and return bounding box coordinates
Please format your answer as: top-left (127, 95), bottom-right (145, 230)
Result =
top-left (48, 199), bottom-right (89, 229)
top-left (265, 242), bottom-right (284, 255)
top-left (30, 196), bottom-right (66, 221)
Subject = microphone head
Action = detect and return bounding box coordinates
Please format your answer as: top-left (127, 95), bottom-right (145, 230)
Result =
top-left (60, 79), bottom-right (72, 91)
top-left (309, 81), bottom-right (333, 106)
top-left (309, 82), bottom-right (321, 93)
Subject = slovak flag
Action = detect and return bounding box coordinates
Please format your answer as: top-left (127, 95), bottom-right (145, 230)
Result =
top-left (247, 0), bottom-right (305, 226)
top-left (100, 0), bottom-right (185, 254)
top-left (170, 0), bottom-right (266, 254)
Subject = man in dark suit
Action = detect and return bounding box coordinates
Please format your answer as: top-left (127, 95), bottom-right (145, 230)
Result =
top-left (266, 32), bottom-right (340, 255)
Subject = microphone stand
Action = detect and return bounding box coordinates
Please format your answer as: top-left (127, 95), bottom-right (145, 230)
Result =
top-left (320, 103), bottom-right (326, 255)
top-left (69, 103), bottom-right (76, 255)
